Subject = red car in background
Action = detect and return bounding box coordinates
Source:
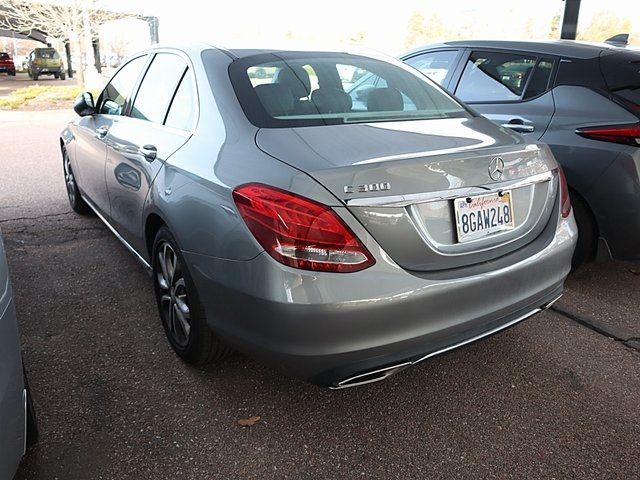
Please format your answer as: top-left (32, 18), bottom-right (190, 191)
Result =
top-left (0, 52), bottom-right (16, 76)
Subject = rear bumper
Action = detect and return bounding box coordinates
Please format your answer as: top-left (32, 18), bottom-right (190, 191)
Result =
top-left (186, 213), bottom-right (577, 387)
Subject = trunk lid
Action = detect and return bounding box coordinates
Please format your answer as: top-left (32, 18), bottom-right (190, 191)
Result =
top-left (256, 117), bottom-right (558, 271)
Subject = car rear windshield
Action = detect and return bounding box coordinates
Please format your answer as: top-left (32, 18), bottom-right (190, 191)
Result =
top-left (36, 49), bottom-right (60, 59)
top-left (228, 52), bottom-right (470, 128)
top-left (0, 53), bottom-right (9, 59)
top-left (600, 51), bottom-right (640, 110)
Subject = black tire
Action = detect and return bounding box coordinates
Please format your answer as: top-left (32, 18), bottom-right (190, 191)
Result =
top-left (9, 71), bottom-right (16, 76)
top-left (152, 226), bottom-right (232, 365)
top-left (32, 74), bottom-right (38, 81)
top-left (23, 369), bottom-right (39, 450)
top-left (53, 72), bottom-right (59, 79)
top-left (570, 191), bottom-right (597, 272)
top-left (62, 149), bottom-right (91, 215)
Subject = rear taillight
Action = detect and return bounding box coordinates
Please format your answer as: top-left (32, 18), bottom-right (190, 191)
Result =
top-left (576, 123), bottom-right (640, 146)
top-left (232, 183), bottom-right (375, 273)
top-left (558, 167), bottom-right (571, 218)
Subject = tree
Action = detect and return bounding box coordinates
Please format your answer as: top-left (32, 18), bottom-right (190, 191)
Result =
top-left (577, 11), bottom-right (632, 43)
top-left (548, 13), bottom-right (561, 39)
top-left (0, 0), bottom-right (127, 86)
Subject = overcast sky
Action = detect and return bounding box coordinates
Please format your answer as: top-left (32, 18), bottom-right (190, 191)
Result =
top-left (103, 0), bottom-right (637, 54)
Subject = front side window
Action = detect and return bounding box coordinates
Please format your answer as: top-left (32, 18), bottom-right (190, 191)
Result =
top-left (130, 53), bottom-right (187, 124)
top-left (99, 55), bottom-right (147, 115)
top-left (228, 52), bottom-right (469, 128)
top-left (456, 51), bottom-right (538, 102)
top-left (404, 50), bottom-right (458, 86)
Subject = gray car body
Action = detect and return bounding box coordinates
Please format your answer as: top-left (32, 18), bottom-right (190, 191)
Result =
top-left (402, 40), bottom-right (640, 260)
top-left (61, 44), bottom-right (577, 387)
top-left (0, 232), bottom-right (27, 479)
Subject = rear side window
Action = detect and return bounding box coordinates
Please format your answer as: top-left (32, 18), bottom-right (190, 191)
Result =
top-left (165, 69), bottom-right (196, 130)
top-left (130, 53), bottom-right (187, 124)
top-left (456, 51), bottom-right (537, 102)
top-left (228, 52), bottom-right (469, 128)
top-left (99, 55), bottom-right (147, 115)
top-left (404, 50), bottom-right (458, 86)
top-left (600, 52), bottom-right (640, 109)
top-left (523, 58), bottom-right (555, 99)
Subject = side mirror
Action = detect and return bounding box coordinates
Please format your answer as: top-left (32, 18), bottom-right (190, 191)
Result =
top-left (74, 92), bottom-right (95, 116)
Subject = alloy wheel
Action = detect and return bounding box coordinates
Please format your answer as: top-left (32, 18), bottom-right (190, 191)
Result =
top-left (156, 241), bottom-right (191, 348)
top-left (63, 153), bottom-right (76, 205)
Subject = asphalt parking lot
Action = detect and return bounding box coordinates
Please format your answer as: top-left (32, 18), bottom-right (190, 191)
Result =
top-left (1, 109), bottom-right (639, 479)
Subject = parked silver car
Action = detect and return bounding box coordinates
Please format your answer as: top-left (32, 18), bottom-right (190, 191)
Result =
top-left (401, 40), bottom-right (640, 267)
top-left (0, 232), bottom-right (37, 478)
top-left (61, 45), bottom-right (577, 387)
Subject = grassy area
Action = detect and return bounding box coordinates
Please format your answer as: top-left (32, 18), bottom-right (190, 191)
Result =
top-left (0, 85), bottom-right (85, 110)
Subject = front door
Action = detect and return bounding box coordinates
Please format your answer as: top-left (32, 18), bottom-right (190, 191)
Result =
top-left (72, 55), bottom-right (148, 215)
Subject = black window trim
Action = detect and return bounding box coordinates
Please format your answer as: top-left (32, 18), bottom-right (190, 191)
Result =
top-left (114, 47), bottom-right (200, 132)
top-left (126, 51), bottom-right (186, 124)
top-left (452, 48), bottom-right (559, 105)
top-left (162, 67), bottom-right (199, 132)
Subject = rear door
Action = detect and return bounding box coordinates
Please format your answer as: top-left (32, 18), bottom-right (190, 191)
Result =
top-left (453, 50), bottom-right (556, 140)
top-left (104, 51), bottom-right (197, 253)
top-left (72, 54), bottom-right (148, 215)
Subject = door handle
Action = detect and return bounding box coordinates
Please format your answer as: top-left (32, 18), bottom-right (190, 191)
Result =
top-left (501, 120), bottom-right (535, 133)
top-left (140, 144), bottom-right (157, 162)
top-left (95, 125), bottom-right (109, 138)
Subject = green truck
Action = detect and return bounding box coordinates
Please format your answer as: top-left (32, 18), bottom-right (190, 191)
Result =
top-left (27, 47), bottom-right (66, 81)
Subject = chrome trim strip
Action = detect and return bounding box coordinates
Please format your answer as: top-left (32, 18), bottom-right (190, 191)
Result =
top-left (414, 307), bottom-right (542, 364)
top-left (332, 304), bottom-right (547, 389)
top-left (22, 388), bottom-right (27, 455)
top-left (81, 194), bottom-right (152, 271)
top-left (344, 170), bottom-right (555, 207)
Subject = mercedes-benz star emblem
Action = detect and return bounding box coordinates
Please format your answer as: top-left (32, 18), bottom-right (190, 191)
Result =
top-left (488, 157), bottom-right (505, 181)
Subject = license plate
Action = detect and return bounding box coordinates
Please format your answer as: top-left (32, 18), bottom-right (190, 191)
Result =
top-left (454, 190), bottom-right (514, 243)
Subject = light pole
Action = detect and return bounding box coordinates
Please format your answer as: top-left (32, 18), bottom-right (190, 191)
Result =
top-left (560, 0), bottom-right (581, 40)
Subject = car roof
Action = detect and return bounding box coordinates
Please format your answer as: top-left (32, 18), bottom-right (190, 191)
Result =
top-left (403, 40), bottom-right (638, 60)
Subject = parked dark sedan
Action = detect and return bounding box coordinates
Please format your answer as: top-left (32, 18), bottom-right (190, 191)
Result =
top-left (401, 40), bottom-right (640, 266)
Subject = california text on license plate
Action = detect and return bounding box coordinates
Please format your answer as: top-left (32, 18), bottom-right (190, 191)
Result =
top-left (454, 190), bottom-right (515, 243)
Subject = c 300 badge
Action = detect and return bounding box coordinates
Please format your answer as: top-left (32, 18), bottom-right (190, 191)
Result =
top-left (343, 182), bottom-right (391, 194)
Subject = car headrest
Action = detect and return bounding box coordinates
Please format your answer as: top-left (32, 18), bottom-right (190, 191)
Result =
top-left (274, 65), bottom-right (311, 99)
top-left (367, 87), bottom-right (404, 112)
top-left (255, 83), bottom-right (294, 117)
top-left (310, 88), bottom-right (353, 114)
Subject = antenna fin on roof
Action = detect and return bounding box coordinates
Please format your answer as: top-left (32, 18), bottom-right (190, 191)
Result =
top-left (605, 33), bottom-right (629, 46)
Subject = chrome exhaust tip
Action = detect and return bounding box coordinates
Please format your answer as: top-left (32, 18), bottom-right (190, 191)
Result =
top-left (330, 362), bottom-right (412, 389)
top-left (542, 294), bottom-right (562, 310)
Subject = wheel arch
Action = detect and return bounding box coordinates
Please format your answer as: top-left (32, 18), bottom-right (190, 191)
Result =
top-left (144, 212), bottom-right (167, 260)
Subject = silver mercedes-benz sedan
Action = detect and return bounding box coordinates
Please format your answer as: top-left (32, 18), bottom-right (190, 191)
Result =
top-left (61, 44), bottom-right (577, 388)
